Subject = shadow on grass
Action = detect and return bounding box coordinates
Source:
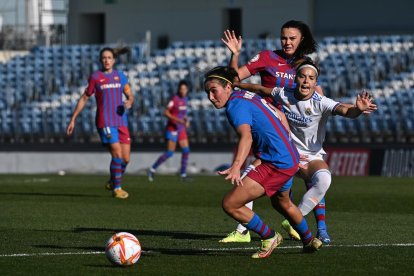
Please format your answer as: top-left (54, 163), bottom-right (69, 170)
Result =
top-left (0, 192), bottom-right (104, 198)
top-left (32, 244), bottom-right (104, 251)
top-left (143, 247), bottom-right (252, 256)
top-left (73, 227), bottom-right (232, 241)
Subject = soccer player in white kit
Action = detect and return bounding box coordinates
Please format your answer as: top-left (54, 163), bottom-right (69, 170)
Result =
top-left (231, 60), bottom-right (377, 244)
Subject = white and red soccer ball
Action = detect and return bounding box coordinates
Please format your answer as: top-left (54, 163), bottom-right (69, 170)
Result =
top-left (105, 232), bottom-right (142, 266)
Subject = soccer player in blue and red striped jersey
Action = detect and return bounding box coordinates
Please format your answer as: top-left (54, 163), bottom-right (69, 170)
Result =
top-left (66, 47), bottom-right (134, 199)
top-left (221, 20), bottom-right (331, 243)
top-left (204, 66), bottom-right (322, 258)
top-left (148, 80), bottom-right (191, 182)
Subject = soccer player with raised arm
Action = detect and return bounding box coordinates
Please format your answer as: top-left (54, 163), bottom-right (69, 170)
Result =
top-left (66, 47), bottom-right (134, 199)
top-left (233, 60), bottom-right (377, 242)
top-left (205, 66), bottom-right (322, 258)
top-left (220, 20), bottom-right (333, 243)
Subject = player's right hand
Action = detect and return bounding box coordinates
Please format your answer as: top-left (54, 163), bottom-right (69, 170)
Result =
top-left (218, 167), bottom-right (243, 186)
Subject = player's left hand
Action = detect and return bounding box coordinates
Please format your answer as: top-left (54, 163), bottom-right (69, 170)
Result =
top-left (124, 100), bottom-right (133, 109)
top-left (183, 117), bottom-right (190, 128)
top-left (356, 90), bottom-right (377, 113)
top-left (218, 167), bottom-right (243, 186)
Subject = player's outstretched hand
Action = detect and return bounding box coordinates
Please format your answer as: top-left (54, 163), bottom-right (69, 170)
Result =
top-left (222, 30), bottom-right (242, 56)
top-left (357, 90), bottom-right (377, 114)
top-left (218, 166), bottom-right (243, 186)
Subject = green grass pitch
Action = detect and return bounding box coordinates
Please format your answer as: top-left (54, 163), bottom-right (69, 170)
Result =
top-left (0, 174), bottom-right (413, 275)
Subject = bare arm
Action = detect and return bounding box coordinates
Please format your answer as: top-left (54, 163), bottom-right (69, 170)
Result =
top-left (222, 30), bottom-right (252, 80)
top-left (123, 84), bottom-right (134, 109)
top-left (233, 82), bottom-right (273, 95)
top-left (66, 92), bottom-right (90, 136)
top-left (218, 124), bottom-right (253, 186)
top-left (233, 82), bottom-right (290, 131)
top-left (334, 91), bottom-right (377, 118)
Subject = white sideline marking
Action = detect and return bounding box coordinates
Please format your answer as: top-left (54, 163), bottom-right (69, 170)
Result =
top-left (1, 243), bottom-right (414, 258)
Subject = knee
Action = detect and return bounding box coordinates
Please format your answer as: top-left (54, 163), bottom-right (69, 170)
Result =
top-left (271, 195), bottom-right (292, 213)
top-left (222, 197), bottom-right (237, 216)
top-left (166, 150), bottom-right (174, 158)
top-left (311, 169), bottom-right (332, 196)
top-left (182, 147), bottom-right (190, 154)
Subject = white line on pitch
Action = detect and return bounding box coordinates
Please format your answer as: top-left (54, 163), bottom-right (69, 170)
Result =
top-left (1, 243), bottom-right (414, 258)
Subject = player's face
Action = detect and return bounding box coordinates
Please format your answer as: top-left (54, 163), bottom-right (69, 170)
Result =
top-left (280, 27), bottom-right (303, 57)
top-left (178, 84), bottom-right (189, 97)
top-left (295, 67), bottom-right (317, 99)
top-left (100, 51), bottom-right (116, 72)
top-left (204, 79), bottom-right (232, 109)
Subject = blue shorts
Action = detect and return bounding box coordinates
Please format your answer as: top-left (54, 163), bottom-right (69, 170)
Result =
top-left (98, 126), bottom-right (131, 145)
top-left (165, 129), bottom-right (188, 143)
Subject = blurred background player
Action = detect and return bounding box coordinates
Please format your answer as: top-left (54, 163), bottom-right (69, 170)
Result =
top-left (233, 60), bottom-right (377, 244)
top-left (205, 66), bottom-right (322, 258)
top-left (220, 20), bottom-right (327, 243)
top-left (66, 47), bottom-right (134, 199)
top-left (147, 80), bottom-right (192, 182)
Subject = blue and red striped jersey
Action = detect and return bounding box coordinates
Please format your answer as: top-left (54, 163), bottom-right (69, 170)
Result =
top-left (245, 50), bottom-right (298, 89)
top-left (166, 94), bottom-right (188, 132)
top-left (85, 70), bottom-right (129, 128)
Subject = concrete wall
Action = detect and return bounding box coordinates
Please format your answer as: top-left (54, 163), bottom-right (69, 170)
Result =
top-left (314, 0), bottom-right (414, 36)
top-left (68, 0), bottom-right (414, 48)
top-left (0, 152), bottom-right (233, 174)
top-left (68, 0), bottom-right (311, 47)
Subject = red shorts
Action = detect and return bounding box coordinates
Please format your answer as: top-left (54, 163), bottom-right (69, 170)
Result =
top-left (247, 162), bottom-right (298, 197)
top-left (118, 126), bottom-right (131, 144)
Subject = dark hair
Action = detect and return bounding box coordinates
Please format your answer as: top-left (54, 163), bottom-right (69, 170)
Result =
top-left (177, 80), bottom-right (190, 95)
top-left (281, 20), bottom-right (317, 57)
top-left (296, 59), bottom-right (321, 77)
top-left (99, 46), bottom-right (130, 59)
top-left (204, 66), bottom-right (239, 87)
top-left (293, 56), bottom-right (314, 70)
top-left (177, 80), bottom-right (190, 90)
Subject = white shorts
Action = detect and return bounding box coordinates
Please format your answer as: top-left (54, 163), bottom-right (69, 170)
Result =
top-left (298, 148), bottom-right (326, 165)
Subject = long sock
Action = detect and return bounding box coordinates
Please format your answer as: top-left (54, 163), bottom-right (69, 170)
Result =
top-left (299, 170), bottom-right (331, 216)
top-left (236, 201), bottom-right (253, 233)
top-left (152, 150), bottom-right (174, 170)
top-left (110, 157), bottom-right (123, 190)
top-left (121, 161), bottom-right (128, 176)
top-left (180, 147), bottom-right (190, 177)
top-left (292, 218), bottom-right (313, 245)
top-left (314, 198), bottom-right (327, 231)
top-left (245, 213), bottom-right (275, 240)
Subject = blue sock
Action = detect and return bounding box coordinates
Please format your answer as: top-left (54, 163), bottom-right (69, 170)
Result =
top-left (292, 218), bottom-right (313, 245)
top-left (152, 150), bottom-right (174, 170)
top-left (245, 214), bottom-right (275, 240)
top-left (110, 157), bottom-right (123, 189)
top-left (314, 198), bottom-right (327, 231)
top-left (121, 161), bottom-right (127, 176)
top-left (180, 147), bottom-right (190, 176)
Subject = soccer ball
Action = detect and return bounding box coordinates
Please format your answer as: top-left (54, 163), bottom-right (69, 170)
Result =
top-left (105, 232), bottom-right (142, 266)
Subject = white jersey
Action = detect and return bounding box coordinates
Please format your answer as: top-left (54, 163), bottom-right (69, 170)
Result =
top-left (271, 87), bottom-right (340, 155)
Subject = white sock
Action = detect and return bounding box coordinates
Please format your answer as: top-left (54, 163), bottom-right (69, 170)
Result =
top-left (298, 169), bottom-right (331, 216)
top-left (236, 201), bottom-right (253, 233)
